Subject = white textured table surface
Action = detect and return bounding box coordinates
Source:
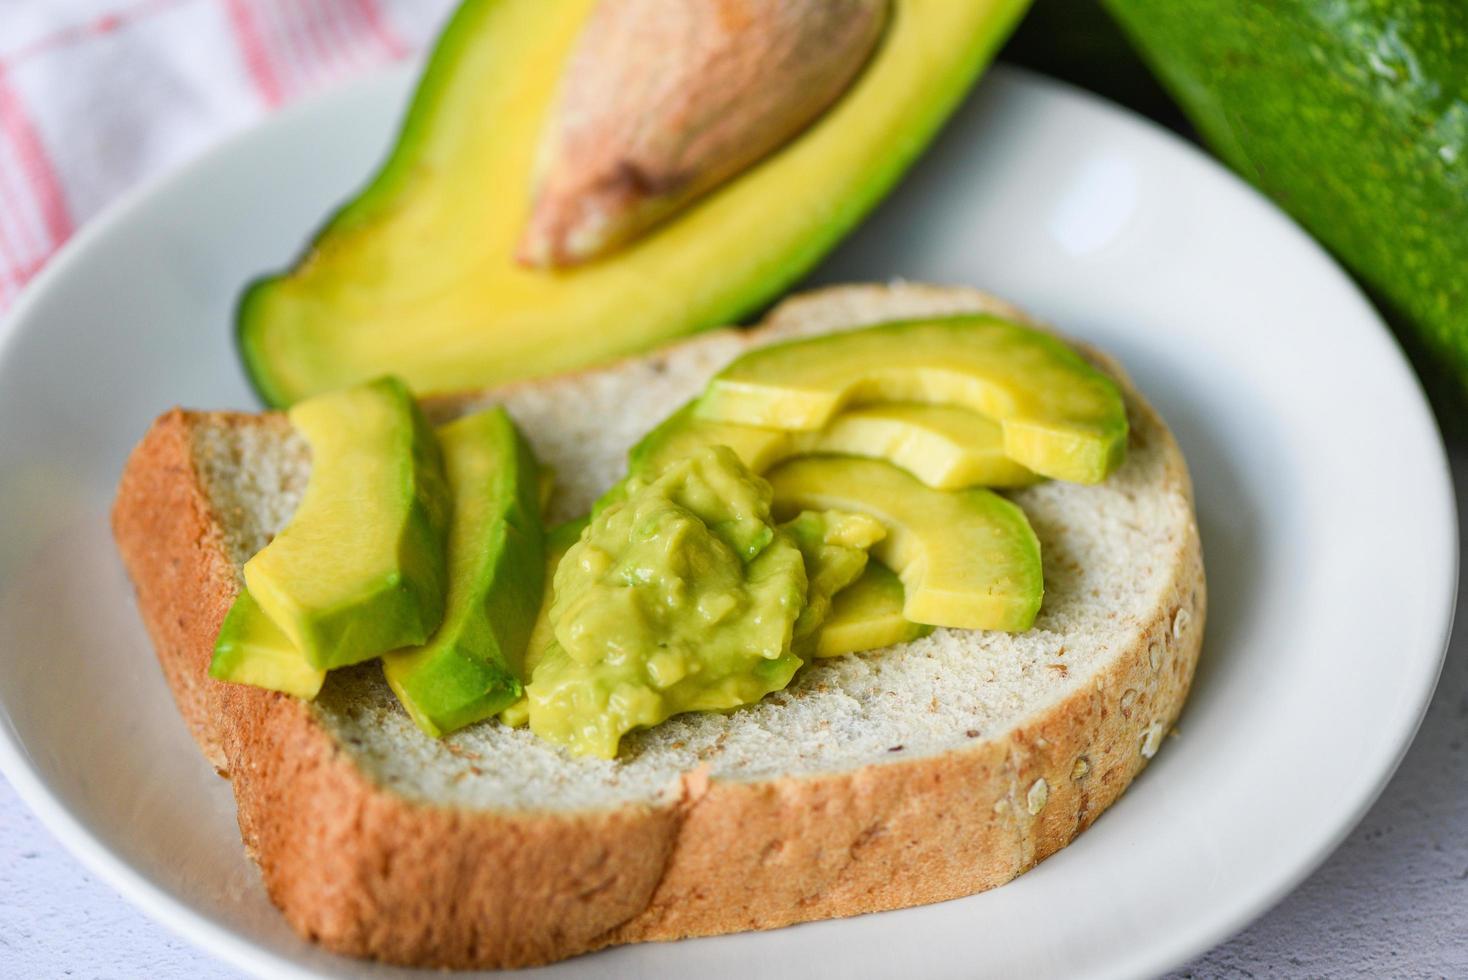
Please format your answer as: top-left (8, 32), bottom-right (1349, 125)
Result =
top-left (4, 449), bottom-right (1466, 980)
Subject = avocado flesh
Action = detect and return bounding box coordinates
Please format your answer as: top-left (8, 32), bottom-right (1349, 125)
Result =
top-left (244, 377), bottom-right (451, 669)
top-left (237, 0), bottom-right (1033, 407)
top-left (1102, 0), bottom-right (1468, 415)
top-left (504, 518), bottom-right (918, 727)
top-left (621, 400), bottom-right (1039, 499)
top-left (499, 517), bottom-right (588, 729)
top-left (779, 509), bottom-right (888, 654)
top-left (381, 408), bottom-right (544, 738)
top-left (698, 316), bottom-right (1127, 484)
top-left (208, 590), bottom-right (325, 699)
top-left (766, 456), bottom-right (1043, 631)
top-left (816, 563), bottom-right (933, 658)
top-left (528, 447), bottom-right (809, 759)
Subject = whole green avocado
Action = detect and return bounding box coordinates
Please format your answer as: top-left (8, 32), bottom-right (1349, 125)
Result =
top-left (1101, 0), bottom-right (1468, 413)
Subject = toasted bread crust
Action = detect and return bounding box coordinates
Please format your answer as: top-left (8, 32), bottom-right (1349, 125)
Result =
top-left (112, 408), bottom-right (239, 769)
top-left (111, 286), bottom-right (1204, 968)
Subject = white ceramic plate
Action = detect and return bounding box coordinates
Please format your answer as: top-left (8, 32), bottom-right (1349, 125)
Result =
top-left (0, 64), bottom-right (1454, 979)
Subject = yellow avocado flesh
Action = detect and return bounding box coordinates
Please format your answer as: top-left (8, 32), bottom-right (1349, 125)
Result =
top-left (812, 403), bottom-right (1040, 488)
top-left (238, 0), bottom-right (1032, 406)
top-left (623, 400), bottom-right (1039, 498)
top-left (243, 378), bottom-right (451, 669)
top-left (527, 448), bottom-right (807, 759)
top-left (816, 562), bottom-right (933, 658)
top-left (381, 408), bottom-right (544, 738)
top-left (698, 316), bottom-right (1128, 484)
top-left (499, 516), bottom-right (587, 729)
top-left (209, 591), bottom-right (325, 699)
top-left (766, 456), bottom-right (1042, 631)
top-left (502, 514), bottom-right (908, 728)
top-left (780, 509), bottom-right (887, 654)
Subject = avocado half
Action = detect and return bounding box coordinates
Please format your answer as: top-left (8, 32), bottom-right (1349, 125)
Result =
top-left (237, 0), bottom-right (1031, 407)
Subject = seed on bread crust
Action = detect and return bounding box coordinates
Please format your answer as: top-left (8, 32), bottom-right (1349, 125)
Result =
top-left (1026, 778), bottom-right (1050, 815)
top-left (1141, 722), bottom-right (1166, 759)
top-left (1173, 607), bottom-right (1193, 639)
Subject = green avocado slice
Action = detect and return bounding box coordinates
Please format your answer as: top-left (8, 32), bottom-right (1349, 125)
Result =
top-left (766, 455), bottom-right (1043, 631)
top-left (382, 407), bottom-right (545, 737)
top-left (236, 0), bottom-right (1032, 407)
top-left (816, 562), bottom-right (934, 658)
top-left (698, 316), bottom-right (1127, 484)
top-left (779, 509), bottom-right (887, 655)
top-left (208, 590), bottom-right (325, 699)
top-left (622, 399), bottom-right (1039, 496)
top-left (499, 517), bottom-right (590, 730)
top-left (243, 377), bottom-right (451, 670)
top-left (521, 517), bottom-right (588, 681)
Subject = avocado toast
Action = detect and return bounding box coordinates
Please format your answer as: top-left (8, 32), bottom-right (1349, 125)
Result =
top-left (112, 282), bottom-right (1203, 968)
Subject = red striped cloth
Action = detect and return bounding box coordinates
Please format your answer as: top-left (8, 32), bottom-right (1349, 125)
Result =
top-left (0, 0), bottom-right (455, 310)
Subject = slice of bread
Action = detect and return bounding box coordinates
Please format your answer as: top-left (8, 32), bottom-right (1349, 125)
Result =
top-left (111, 283), bottom-right (1204, 969)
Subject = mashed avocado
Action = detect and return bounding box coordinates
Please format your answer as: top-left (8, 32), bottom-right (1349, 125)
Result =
top-left (781, 509), bottom-right (886, 653)
top-left (524, 446), bottom-right (881, 759)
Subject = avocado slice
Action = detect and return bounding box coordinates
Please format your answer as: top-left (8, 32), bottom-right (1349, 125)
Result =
top-left (382, 408), bottom-right (544, 737)
top-left (522, 517), bottom-right (588, 680)
top-left (236, 0), bottom-right (1032, 407)
top-left (766, 456), bottom-right (1043, 631)
top-left (499, 516), bottom-right (589, 729)
top-left (244, 377), bottom-right (451, 670)
top-left (208, 590), bottom-right (326, 699)
top-left (816, 562), bottom-right (933, 658)
top-left (779, 509), bottom-right (887, 654)
top-left (698, 316), bottom-right (1127, 484)
top-left (619, 399), bottom-right (1039, 500)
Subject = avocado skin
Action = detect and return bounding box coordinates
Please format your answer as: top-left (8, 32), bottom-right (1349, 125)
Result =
top-left (235, 0), bottom-right (1034, 407)
top-left (1103, 0), bottom-right (1468, 415)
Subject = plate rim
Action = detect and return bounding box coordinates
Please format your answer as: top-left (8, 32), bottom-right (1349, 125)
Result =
top-left (0, 62), bottom-right (1456, 980)
top-left (0, 66), bottom-right (424, 980)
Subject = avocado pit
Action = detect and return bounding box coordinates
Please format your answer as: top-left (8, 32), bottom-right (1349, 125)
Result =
top-left (518, 0), bottom-right (890, 267)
